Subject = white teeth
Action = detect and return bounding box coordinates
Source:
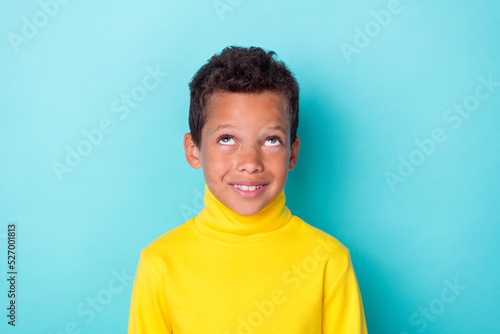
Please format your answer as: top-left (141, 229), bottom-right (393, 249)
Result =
top-left (233, 184), bottom-right (263, 191)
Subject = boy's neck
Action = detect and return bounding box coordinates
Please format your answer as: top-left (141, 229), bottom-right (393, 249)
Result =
top-left (192, 184), bottom-right (293, 242)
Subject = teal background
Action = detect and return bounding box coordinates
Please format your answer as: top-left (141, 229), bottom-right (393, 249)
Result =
top-left (1, 0), bottom-right (499, 333)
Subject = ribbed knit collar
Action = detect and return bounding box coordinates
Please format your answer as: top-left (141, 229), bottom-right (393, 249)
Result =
top-left (192, 184), bottom-right (294, 245)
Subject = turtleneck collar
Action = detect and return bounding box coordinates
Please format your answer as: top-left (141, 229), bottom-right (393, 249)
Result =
top-left (191, 184), bottom-right (293, 245)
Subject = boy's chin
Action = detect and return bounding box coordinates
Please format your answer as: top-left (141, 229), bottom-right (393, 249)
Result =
top-left (224, 200), bottom-right (269, 217)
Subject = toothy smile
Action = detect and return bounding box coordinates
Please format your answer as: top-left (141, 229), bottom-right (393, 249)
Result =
top-left (232, 184), bottom-right (264, 191)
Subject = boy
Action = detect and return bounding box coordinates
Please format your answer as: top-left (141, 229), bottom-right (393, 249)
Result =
top-left (128, 46), bottom-right (368, 333)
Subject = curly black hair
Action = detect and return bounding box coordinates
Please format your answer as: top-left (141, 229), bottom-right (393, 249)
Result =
top-left (188, 46), bottom-right (299, 147)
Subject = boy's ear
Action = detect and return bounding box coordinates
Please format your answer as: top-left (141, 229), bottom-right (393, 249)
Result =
top-left (288, 136), bottom-right (300, 171)
top-left (184, 133), bottom-right (202, 169)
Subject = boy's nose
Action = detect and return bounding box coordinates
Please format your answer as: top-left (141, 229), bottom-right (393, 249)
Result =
top-left (236, 146), bottom-right (264, 173)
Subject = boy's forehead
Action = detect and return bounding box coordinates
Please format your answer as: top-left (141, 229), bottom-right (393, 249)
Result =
top-left (204, 91), bottom-right (290, 130)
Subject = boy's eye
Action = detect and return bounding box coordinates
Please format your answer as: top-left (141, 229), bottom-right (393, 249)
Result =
top-left (264, 137), bottom-right (281, 147)
top-left (218, 135), bottom-right (236, 145)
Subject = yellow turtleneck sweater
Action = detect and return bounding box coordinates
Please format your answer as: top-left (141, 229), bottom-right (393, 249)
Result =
top-left (128, 185), bottom-right (367, 333)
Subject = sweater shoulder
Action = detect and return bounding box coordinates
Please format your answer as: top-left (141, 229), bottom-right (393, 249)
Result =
top-left (290, 215), bottom-right (351, 264)
top-left (141, 219), bottom-right (194, 258)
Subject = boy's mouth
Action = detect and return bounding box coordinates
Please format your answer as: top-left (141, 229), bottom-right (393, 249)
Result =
top-left (229, 183), bottom-right (268, 198)
top-left (232, 184), bottom-right (264, 191)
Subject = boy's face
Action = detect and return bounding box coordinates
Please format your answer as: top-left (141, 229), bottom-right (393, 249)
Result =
top-left (184, 91), bottom-right (300, 216)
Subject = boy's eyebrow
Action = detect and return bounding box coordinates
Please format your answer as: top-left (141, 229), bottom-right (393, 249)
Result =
top-left (267, 125), bottom-right (287, 133)
top-left (213, 124), bottom-right (287, 133)
top-left (213, 124), bottom-right (234, 132)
